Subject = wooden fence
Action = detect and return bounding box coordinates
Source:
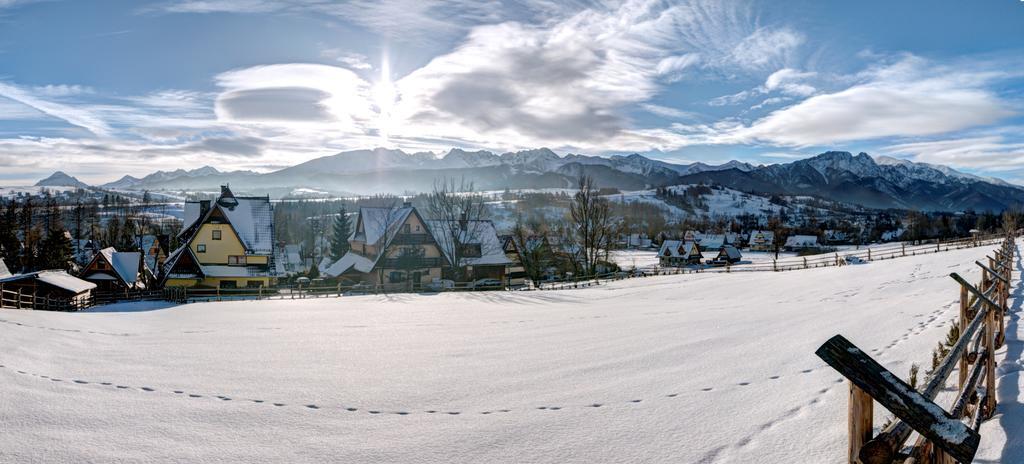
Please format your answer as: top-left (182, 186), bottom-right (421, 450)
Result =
top-left (815, 232), bottom-right (1015, 463)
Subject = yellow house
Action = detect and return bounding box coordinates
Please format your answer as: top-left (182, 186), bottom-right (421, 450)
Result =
top-left (160, 186), bottom-right (278, 289)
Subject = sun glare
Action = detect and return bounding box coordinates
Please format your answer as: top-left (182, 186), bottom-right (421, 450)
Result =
top-left (372, 56), bottom-right (397, 145)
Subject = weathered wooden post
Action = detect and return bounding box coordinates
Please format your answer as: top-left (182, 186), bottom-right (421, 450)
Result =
top-left (867, 248), bottom-right (872, 261)
top-left (803, 257), bottom-right (808, 269)
top-left (849, 382), bottom-right (873, 464)
top-left (16, 288), bottom-right (21, 309)
top-left (773, 259), bottom-right (777, 272)
top-left (983, 295), bottom-right (997, 418)
top-left (959, 283), bottom-right (969, 390)
top-left (902, 243), bottom-right (906, 256)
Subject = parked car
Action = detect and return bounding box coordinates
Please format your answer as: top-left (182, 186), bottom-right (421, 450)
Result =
top-left (343, 282), bottom-right (373, 295)
top-left (426, 279), bottom-right (454, 292)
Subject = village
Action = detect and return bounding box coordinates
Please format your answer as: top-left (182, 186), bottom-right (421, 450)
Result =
top-left (0, 179), bottom-right (1011, 311)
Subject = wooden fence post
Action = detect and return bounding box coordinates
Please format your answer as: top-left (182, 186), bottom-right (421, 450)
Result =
top-left (959, 283), bottom-right (969, 391)
top-left (984, 296), bottom-right (997, 418)
top-left (849, 382), bottom-right (874, 464)
top-left (902, 243), bottom-right (906, 257)
top-left (868, 249), bottom-right (872, 261)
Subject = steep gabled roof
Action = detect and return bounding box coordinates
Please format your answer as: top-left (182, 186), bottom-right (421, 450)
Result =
top-left (180, 194), bottom-right (275, 254)
top-left (352, 206), bottom-right (414, 246)
top-left (426, 219), bottom-right (511, 267)
top-left (87, 247), bottom-right (143, 287)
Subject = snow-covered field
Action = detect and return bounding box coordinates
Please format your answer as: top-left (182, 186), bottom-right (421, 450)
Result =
top-left (0, 243), bottom-right (1018, 463)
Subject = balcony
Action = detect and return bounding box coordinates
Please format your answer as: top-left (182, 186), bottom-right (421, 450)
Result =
top-left (379, 257), bottom-right (444, 269)
top-left (390, 233), bottom-right (433, 245)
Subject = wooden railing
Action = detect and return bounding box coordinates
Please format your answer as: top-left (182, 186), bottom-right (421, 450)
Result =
top-left (815, 232), bottom-right (1015, 463)
top-left (0, 288), bottom-right (91, 312)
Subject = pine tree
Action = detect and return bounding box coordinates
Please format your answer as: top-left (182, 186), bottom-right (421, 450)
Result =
top-left (330, 205), bottom-right (352, 259)
top-left (0, 200), bottom-right (20, 265)
top-left (39, 228), bottom-right (73, 271)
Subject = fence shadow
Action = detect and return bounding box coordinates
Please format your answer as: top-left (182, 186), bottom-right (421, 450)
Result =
top-left (997, 243), bottom-right (1024, 463)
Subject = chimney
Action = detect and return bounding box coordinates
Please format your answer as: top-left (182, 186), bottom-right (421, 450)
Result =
top-left (402, 201), bottom-right (412, 208)
top-left (459, 212), bottom-right (468, 231)
top-left (199, 200), bottom-right (211, 217)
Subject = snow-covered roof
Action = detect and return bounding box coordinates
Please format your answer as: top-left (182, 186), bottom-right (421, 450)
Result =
top-left (749, 230), bottom-right (775, 243)
top-left (96, 247), bottom-right (143, 286)
top-left (0, 258), bottom-right (9, 278)
top-left (353, 206), bottom-right (414, 246)
top-left (718, 245), bottom-right (742, 260)
top-left (784, 235), bottom-right (819, 247)
top-left (1, 270), bottom-right (96, 294)
top-left (659, 240), bottom-right (700, 258)
top-left (322, 252), bottom-right (375, 278)
top-left (181, 193), bottom-right (275, 254)
top-left (426, 219), bottom-right (511, 267)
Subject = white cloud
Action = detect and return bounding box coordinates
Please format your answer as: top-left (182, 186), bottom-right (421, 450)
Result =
top-left (0, 82), bottom-right (112, 136)
top-left (695, 56), bottom-right (1018, 146)
top-left (883, 134), bottom-right (1024, 172)
top-left (655, 53), bottom-right (700, 82)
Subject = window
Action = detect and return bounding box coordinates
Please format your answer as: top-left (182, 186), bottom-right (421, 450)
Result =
top-left (197, 244), bottom-right (206, 253)
top-left (228, 255), bottom-right (246, 266)
top-left (461, 243), bottom-right (482, 258)
top-left (219, 280), bottom-right (237, 289)
top-left (415, 225), bottom-right (420, 232)
top-left (388, 271), bottom-right (406, 283)
top-left (212, 230), bottom-right (222, 240)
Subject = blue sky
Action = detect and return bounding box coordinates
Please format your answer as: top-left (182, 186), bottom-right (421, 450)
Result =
top-left (1, 0), bottom-right (1023, 185)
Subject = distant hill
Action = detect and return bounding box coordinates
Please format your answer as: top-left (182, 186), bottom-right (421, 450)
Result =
top-left (105, 148), bottom-right (1023, 211)
top-left (35, 171), bottom-right (89, 189)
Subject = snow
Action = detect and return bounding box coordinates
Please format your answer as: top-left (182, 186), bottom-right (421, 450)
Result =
top-left (4, 270), bottom-right (98, 294)
top-left (0, 242), bottom-right (1016, 463)
top-left (0, 257), bottom-right (9, 278)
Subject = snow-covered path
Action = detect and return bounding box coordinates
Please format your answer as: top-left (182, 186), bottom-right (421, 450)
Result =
top-left (0, 244), bottom-right (1007, 463)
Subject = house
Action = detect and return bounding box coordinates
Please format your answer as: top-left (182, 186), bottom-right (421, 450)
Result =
top-left (80, 247), bottom-right (149, 292)
top-left (73, 239), bottom-right (102, 265)
top-left (824, 230), bottom-right (849, 244)
top-left (137, 234), bottom-right (170, 273)
top-left (324, 203), bottom-right (447, 288)
top-left (783, 235), bottom-right (820, 251)
top-left (715, 244), bottom-right (742, 264)
top-left (619, 233), bottom-right (652, 249)
top-left (427, 218), bottom-right (511, 282)
top-left (748, 230), bottom-right (775, 252)
top-left (0, 270), bottom-right (96, 310)
top-left (881, 228), bottom-right (905, 242)
top-left (658, 240), bottom-right (702, 266)
top-left (684, 230), bottom-right (704, 243)
top-left (698, 233), bottom-right (738, 251)
top-left (500, 235), bottom-right (528, 287)
top-left (160, 186), bottom-right (278, 289)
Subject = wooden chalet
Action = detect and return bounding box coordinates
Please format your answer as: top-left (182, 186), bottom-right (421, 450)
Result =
top-left (80, 247), bottom-right (150, 292)
top-left (658, 240), bottom-right (702, 266)
top-left (0, 270), bottom-right (96, 310)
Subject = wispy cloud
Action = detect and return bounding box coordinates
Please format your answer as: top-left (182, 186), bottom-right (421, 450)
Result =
top-left (0, 82), bottom-right (112, 136)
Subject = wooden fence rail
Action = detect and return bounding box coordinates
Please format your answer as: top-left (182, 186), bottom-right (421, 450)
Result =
top-left (815, 232), bottom-right (1015, 464)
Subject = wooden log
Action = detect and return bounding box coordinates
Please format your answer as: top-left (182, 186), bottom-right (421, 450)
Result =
top-left (983, 302), bottom-right (997, 419)
top-left (849, 382), bottom-right (873, 464)
top-left (816, 335), bottom-right (980, 464)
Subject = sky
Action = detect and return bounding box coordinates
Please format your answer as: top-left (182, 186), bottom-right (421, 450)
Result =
top-left (1, 0), bottom-right (1023, 185)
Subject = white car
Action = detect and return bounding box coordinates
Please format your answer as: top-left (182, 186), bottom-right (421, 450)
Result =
top-left (471, 278), bottom-right (503, 289)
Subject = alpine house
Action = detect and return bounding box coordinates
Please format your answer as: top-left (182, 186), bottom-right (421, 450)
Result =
top-left (160, 186), bottom-right (278, 289)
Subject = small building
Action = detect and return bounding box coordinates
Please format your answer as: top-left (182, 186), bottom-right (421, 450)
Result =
top-left (138, 234), bottom-right (170, 273)
top-left (658, 240), bottom-right (702, 267)
top-left (0, 270), bottom-right (96, 310)
top-left (715, 244), bottom-right (742, 264)
top-left (161, 186), bottom-right (279, 289)
top-left (427, 218), bottom-right (511, 283)
top-left (80, 247), bottom-right (149, 292)
top-left (699, 233), bottom-right (737, 251)
top-left (324, 204), bottom-right (447, 289)
top-left (747, 230), bottom-right (775, 251)
top-left (784, 235), bottom-right (820, 251)
top-left (881, 228), bottom-right (905, 242)
top-left (500, 235), bottom-right (528, 287)
top-left (824, 230), bottom-right (849, 245)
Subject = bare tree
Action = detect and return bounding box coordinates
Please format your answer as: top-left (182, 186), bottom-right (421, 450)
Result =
top-left (424, 178), bottom-right (494, 282)
top-left (569, 175), bottom-right (614, 276)
top-left (511, 215), bottom-right (551, 284)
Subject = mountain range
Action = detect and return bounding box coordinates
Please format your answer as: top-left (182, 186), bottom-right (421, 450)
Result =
top-left (32, 148), bottom-right (1024, 212)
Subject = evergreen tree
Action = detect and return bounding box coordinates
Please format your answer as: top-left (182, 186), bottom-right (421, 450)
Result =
top-left (0, 200), bottom-right (20, 265)
top-left (330, 205), bottom-right (352, 259)
top-left (39, 228), bottom-right (73, 270)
